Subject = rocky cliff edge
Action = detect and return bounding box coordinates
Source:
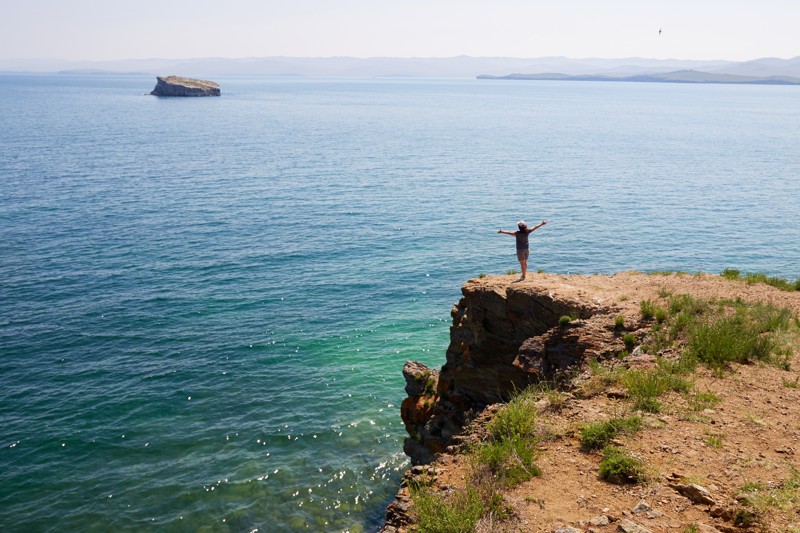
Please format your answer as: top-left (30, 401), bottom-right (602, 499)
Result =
top-left (386, 272), bottom-right (800, 532)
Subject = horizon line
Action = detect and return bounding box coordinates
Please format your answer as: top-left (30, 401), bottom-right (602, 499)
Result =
top-left (4, 53), bottom-right (799, 63)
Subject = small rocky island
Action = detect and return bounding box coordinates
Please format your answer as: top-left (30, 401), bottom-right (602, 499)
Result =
top-left (150, 76), bottom-right (220, 97)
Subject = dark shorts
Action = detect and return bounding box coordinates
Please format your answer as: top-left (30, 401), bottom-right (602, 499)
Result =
top-left (516, 248), bottom-right (529, 261)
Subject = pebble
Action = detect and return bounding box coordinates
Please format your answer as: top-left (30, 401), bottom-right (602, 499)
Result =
top-left (632, 501), bottom-right (651, 513)
top-left (616, 519), bottom-right (653, 533)
top-left (588, 515), bottom-right (609, 526)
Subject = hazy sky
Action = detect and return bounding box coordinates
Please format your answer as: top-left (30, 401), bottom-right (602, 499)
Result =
top-left (1, 0), bottom-right (798, 61)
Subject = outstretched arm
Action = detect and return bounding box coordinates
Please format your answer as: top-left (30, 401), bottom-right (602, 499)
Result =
top-left (497, 229), bottom-right (515, 235)
top-left (529, 220), bottom-right (547, 232)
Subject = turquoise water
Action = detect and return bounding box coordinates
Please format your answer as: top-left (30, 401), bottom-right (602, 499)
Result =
top-left (1, 74), bottom-right (799, 532)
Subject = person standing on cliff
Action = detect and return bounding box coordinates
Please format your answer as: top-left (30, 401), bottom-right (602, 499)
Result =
top-left (498, 220), bottom-right (546, 281)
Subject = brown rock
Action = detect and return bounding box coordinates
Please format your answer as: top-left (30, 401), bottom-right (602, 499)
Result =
top-left (150, 75), bottom-right (220, 96)
top-left (616, 519), bottom-right (653, 533)
top-left (673, 483), bottom-right (716, 505)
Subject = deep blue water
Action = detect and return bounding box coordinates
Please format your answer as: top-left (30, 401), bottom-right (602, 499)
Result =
top-left (1, 74), bottom-right (799, 532)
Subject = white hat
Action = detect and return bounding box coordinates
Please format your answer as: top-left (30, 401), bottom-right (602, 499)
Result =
top-left (517, 220), bottom-right (526, 227)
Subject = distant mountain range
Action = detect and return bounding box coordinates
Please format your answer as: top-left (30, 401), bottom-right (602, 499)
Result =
top-left (478, 69), bottom-right (800, 85)
top-left (2, 55), bottom-right (800, 80)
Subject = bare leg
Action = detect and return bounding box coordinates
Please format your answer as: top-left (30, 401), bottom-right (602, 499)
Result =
top-left (520, 259), bottom-right (527, 279)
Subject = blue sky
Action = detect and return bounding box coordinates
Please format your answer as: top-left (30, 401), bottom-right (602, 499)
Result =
top-left (1, 0), bottom-right (798, 61)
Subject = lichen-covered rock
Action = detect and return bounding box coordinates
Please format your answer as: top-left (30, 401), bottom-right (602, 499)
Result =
top-left (150, 76), bottom-right (220, 97)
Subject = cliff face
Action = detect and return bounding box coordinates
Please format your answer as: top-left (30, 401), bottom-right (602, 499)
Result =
top-left (150, 76), bottom-right (220, 96)
top-left (402, 276), bottom-right (626, 465)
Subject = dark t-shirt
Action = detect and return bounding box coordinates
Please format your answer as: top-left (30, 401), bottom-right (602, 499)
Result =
top-left (515, 229), bottom-right (531, 250)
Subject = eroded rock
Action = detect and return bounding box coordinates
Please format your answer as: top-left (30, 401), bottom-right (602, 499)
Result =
top-left (150, 75), bottom-right (220, 96)
top-left (400, 277), bottom-right (624, 464)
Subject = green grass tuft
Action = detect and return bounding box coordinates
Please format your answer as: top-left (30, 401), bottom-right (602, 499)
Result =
top-left (623, 333), bottom-right (636, 351)
top-left (736, 466), bottom-right (800, 523)
top-left (721, 268), bottom-right (799, 292)
top-left (686, 390), bottom-right (721, 411)
top-left (783, 376), bottom-right (800, 389)
top-left (476, 436), bottom-right (542, 486)
top-left (580, 416), bottom-right (642, 450)
top-left (640, 299), bottom-right (656, 320)
top-left (599, 446), bottom-right (648, 484)
top-left (487, 389), bottom-right (538, 441)
top-left (621, 367), bottom-right (691, 413)
top-left (477, 388), bottom-right (542, 486)
top-left (410, 482), bottom-right (502, 533)
top-left (410, 467), bottom-right (509, 532)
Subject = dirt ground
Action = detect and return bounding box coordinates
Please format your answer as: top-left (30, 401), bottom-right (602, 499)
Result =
top-left (424, 272), bottom-right (800, 532)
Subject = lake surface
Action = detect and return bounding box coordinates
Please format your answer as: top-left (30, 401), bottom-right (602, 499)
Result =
top-left (1, 74), bottom-right (798, 532)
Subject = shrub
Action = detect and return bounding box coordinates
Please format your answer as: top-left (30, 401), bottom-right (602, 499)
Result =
top-left (657, 284), bottom-right (671, 298)
top-left (623, 333), bottom-right (636, 351)
top-left (476, 435), bottom-right (541, 486)
top-left (410, 468), bottom-right (509, 533)
top-left (668, 294), bottom-right (706, 316)
top-left (721, 268), bottom-right (741, 280)
top-left (743, 272), bottom-right (796, 291)
top-left (559, 315), bottom-right (573, 328)
top-left (722, 268), bottom-right (799, 292)
top-left (654, 306), bottom-right (669, 323)
top-left (487, 389), bottom-right (537, 441)
top-left (640, 300), bottom-right (656, 320)
top-left (580, 416), bottom-right (642, 451)
top-left (410, 484), bottom-right (488, 533)
top-left (599, 446), bottom-right (647, 484)
top-left (506, 269), bottom-right (518, 275)
top-left (477, 388), bottom-right (542, 486)
top-left (622, 367), bottom-right (690, 413)
top-left (614, 315), bottom-right (625, 329)
top-left (478, 273), bottom-right (487, 279)
top-left (687, 315), bottom-right (774, 368)
top-left (733, 508), bottom-right (759, 527)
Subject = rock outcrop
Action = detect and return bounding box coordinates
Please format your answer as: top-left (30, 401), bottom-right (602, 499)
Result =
top-left (150, 76), bottom-right (220, 97)
top-left (385, 272), bottom-right (800, 532)
top-left (401, 276), bottom-right (628, 465)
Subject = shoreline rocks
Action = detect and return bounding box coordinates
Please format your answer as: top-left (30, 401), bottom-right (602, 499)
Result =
top-left (150, 75), bottom-right (220, 97)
